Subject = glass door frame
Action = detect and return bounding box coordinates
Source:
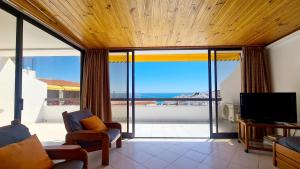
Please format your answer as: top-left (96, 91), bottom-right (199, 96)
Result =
top-left (0, 1), bottom-right (84, 124)
top-left (209, 48), bottom-right (241, 138)
top-left (109, 50), bottom-right (135, 138)
top-left (133, 49), bottom-right (211, 138)
top-left (111, 47), bottom-right (242, 139)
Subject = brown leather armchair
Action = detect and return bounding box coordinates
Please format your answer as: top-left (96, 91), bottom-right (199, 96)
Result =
top-left (62, 109), bottom-right (122, 165)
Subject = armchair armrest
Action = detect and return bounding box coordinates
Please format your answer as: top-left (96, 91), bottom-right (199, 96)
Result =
top-left (66, 130), bottom-right (109, 144)
top-left (105, 122), bottom-right (122, 131)
top-left (44, 145), bottom-right (88, 169)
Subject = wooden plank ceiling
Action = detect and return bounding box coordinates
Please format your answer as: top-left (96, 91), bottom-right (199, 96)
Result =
top-left (8, 0), bottom-right (300, 49)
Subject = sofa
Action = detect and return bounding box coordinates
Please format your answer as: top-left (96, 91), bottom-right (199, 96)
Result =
top-left (0, 121), bottom-right (88, 169)
top-left (273, 136), bottom-right (300, 169)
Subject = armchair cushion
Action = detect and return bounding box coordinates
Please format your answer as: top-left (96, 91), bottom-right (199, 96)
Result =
top-left (0, 124), bottom-right (31, 147)
top-left (0, 134), bottom-right (54, 169)
top-left (78, 128), bottom-right (121, 148)
top-left (279, 136), bottom-right (300, 153)
top-left (66, 109), bottom-right (93, 132)
top-left (80, 115), bottom-right (108, 132)
top-left (107, 128), bottom-right (121, 142)
top-left (52, 160), bottom-right (84, 169)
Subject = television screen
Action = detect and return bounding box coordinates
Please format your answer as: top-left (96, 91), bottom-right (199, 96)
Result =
top-left (240, 93), bottom-right (297, 123)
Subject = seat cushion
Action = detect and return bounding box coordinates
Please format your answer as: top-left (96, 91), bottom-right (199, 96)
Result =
top-left (78, 128), bottom-right (121, 148)
top-left (279, 137), bottom-right (300, 152)
top-left (107, 128), bottom-right (121, 142)
top-left (67, 109), bottom-right (93, 132)
top-left (52, 160), bottom-right (84, 169)
top-left (80, 116), bottom-right (108, 132)
top-left (0, 124), bottom-right (31, 147)
top-left (0, 134), bottom-right (54, 169)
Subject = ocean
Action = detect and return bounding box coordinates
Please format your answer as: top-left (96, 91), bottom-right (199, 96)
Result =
top-left (111, 92), bottom-right (194, 98)
top-left (135, 93), bottom-right (193, 98)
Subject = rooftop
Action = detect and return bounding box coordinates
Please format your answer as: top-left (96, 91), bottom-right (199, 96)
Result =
top-left (39, 78), bottom-right (80, 87)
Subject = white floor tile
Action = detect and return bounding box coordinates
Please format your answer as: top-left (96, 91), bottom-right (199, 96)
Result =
top-left (227, 162), bottom-right (253, 169)
top-left (201, 156), bottom-right (230, 169)
top-left (142, 157), bottom-right (169, 169)
top-left (168, 156), bottom-right (199, 169)
top-left (87, 139), bottom-right (276, 169)
top-left (143, 145), bottom-right (166, 156)
top-left (196, 163), bottom-right (213, 169)
top-left (190, 144), bottom-right (213, 154)
top-left (109, 152), bottom-right (140, 169)
top-left (167, 144), bottom-right (189, 155)
top-left (184, 150), bottom-right (206, 162)
top-left (133, 165), bottom-right (148, 169)
top-left (129, 151), bottom-right (153, 164)
top-left (155, 150), bottom-right (181, 163)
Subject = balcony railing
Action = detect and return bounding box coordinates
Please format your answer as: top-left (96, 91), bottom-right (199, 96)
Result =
top-left (111, 97), bottom-right (221, 101)
top-left (111, 98), bottom-right (222, 123)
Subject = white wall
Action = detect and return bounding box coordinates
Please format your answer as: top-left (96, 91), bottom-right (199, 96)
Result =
top-left (0, 58), bottom-right (15, 126)
top-left (265, 30), bottom-right (300, 123)
top-left (220, 64), bottom-right (241, 105)
top-left (21, 70), bottom-right (47, 123)
top-left (41, 105), bottom-right (80, 122)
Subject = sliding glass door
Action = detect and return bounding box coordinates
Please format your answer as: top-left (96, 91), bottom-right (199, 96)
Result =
top-left (210, 49), bottom-right (241, 138)
top-left (109, 51), bottom-right (134, 138)
top-left (134, 50), bottom-right (210, 137)
top-left (109, 49), bottom-right (241, 138)
top-left (22, 21), bottom-right (81, 143)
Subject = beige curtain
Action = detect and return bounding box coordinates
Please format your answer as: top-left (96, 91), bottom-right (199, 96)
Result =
top-left (241, 46), bottom-right (272, 140)
top-left (81, 49), bottom-right (112, 122)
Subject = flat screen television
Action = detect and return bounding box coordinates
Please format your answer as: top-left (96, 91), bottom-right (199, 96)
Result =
top-left (240, 93), bottom-right (297, 123)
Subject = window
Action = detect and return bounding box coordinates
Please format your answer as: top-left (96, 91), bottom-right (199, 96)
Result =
top-left (212, 50), bottom-right (241, 134)
top-left (0, 9), bottom-right (16, 126)
top-left (22, 21), bottom-right (81, 143)
top-left (109, 51), bottom-right (134, 136)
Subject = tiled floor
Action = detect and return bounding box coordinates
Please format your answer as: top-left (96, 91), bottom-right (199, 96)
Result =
top-left (26, 120), bottom-right (236, 142)
top-left (88, 139), bottom-right (277, 169)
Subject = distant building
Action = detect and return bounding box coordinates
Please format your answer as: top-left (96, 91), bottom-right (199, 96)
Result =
top-left (39, 79), bottom-right (80, 106)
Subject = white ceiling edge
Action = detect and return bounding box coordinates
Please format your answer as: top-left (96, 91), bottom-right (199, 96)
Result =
top-left (0, 48), bottom-right (80, 57)
top-left (0, 8), bottom-right (79, 52)
top-left (266, 29), bottom-right (300, 49)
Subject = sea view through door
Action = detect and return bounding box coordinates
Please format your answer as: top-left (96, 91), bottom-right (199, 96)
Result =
top-left (109, 49), bottom-right (241, 138)
top-left (134, 50), bottom-right (210, 137)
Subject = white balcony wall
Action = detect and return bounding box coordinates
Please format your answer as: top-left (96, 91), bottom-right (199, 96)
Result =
top-left (41, 105), bottom-right (80, 122)
top-left (22, 69), bottom-right (47, 123)
top-left (112, 105), bottom-right (213, 122)
top-left (220, 64), bottom-right (241, 105)
top-left (0, 58), bottom-right (15, 126)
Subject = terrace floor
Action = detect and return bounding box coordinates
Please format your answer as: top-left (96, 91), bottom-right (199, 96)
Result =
top-left (25, 120), bottom-right (237, 144)
top-left (135, 120), bottom-right (236, 137)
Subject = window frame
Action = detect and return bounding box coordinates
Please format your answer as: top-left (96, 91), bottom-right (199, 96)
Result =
top-left (0, 1), bottom-right (84, 123)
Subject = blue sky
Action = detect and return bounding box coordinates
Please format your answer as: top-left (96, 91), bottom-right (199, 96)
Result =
top-left (23, 56), bottom-right (239, 93)
top-left (135, 62), bottom-right (208, 93)
top-left (23, 56), bottom-right (81, 82)
top-left (110, 61), bottom-right (239, 93)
